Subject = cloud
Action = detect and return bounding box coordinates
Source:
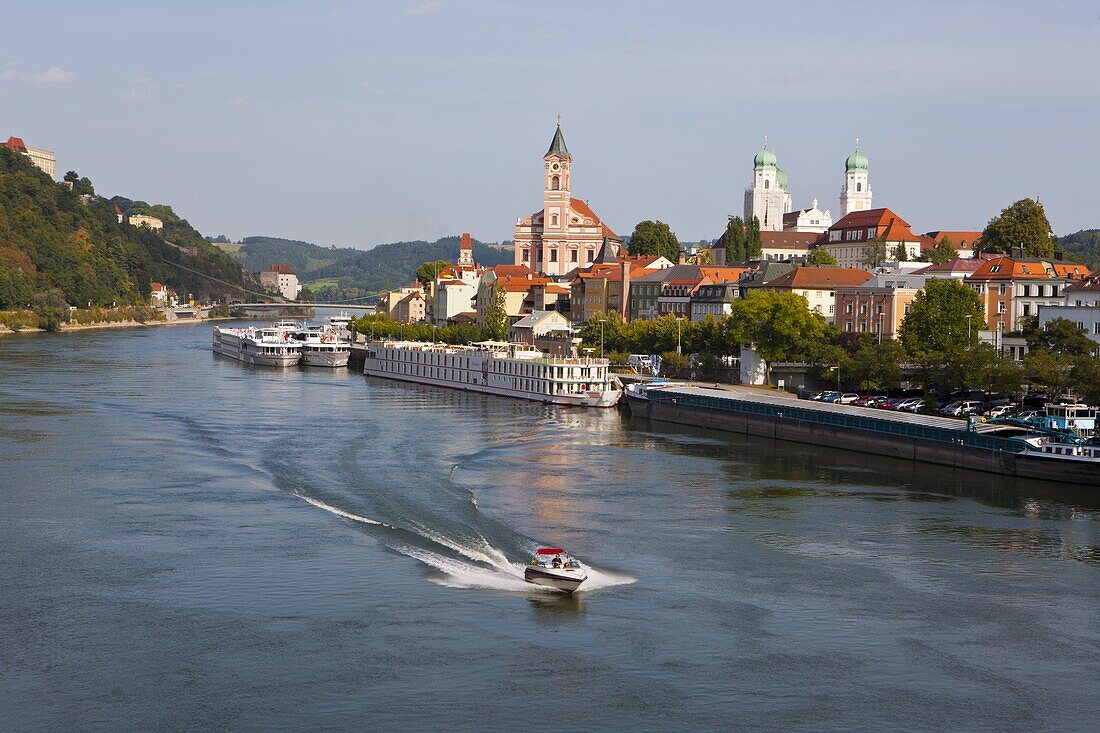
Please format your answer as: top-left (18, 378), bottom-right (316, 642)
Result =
top-left (24, 66), bottom-right (77, 84)
top-left (404, 0), bottom-right (440, 15)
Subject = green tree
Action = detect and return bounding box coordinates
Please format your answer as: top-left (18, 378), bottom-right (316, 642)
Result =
top-left (1026, 317), bottom-right (1096, 356)
top-left (899, 278), bottom-right (986, 356)
top-left (848, 339), bottom-right (904, 390)
top-left (862, 239), bottom-right (887, 268)
top-left (720, 217), bottom-right (747, 262)
top-left (806, 248), bottom-right (837, 266)
top-left (746, 216), bottom-right (762, 259)
top-left (483, 281), bottom-right (508, 341)
top-left (727, 290), bottom-right (826, 381)
top-left (979, 198), bottom-right (1056, 258)
top-left (1070, 354), bottom-right (1100, 405)
top-left (31, 288), bottom-right (70, 332)
top-left (1023, 349), bottom-right (1074, 397)
top-left (627, 220), bottom-right (680, 263)
top-left (416, 260), bottom-right (452, 286)
top-left (921, 236), bottom-right (958, 265)
top-left (892, 242), bottom-right (909, 262)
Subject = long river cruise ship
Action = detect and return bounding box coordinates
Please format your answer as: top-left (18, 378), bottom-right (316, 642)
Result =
top-left (212, 325), bottom-right (302, 367)
top-left (362, 340), bottom-right (622, 407)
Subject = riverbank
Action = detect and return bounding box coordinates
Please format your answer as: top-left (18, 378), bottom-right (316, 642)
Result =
top-left (0, 316), bottom-right (230, 337)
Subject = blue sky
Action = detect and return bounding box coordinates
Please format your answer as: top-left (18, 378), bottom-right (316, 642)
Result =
top-left (3, 1), bottom-right (1098, 248)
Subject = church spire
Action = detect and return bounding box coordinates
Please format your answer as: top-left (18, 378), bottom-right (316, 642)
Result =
top-left (545, 117), bottom-right (570, 158)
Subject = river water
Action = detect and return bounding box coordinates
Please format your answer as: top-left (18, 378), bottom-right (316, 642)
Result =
top-left (1, 320), bottom-right (1098, 732)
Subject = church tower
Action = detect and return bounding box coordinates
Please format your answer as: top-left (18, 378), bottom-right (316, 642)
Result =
top-left (543, 119), bottom-right (571, 241)
top-left (743, 139), bottom-right (792, 231)
top-left (840, 143), bottom-right (872, 216)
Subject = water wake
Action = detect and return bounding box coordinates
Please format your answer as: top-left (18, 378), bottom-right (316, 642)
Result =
top-left (294, 491), bottom-right (635, 595)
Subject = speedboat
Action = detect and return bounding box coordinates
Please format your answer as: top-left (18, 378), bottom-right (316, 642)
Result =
top-left (524, 547), bottom-right (588, 593)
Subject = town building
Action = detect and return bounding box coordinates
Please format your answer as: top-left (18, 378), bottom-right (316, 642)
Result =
top-left (1065, 273), bottom-right (1100, 307)
top-left (743, 142), bottom-right (793, 231)
top-left (509, 310), bottom-right (572, 344)
top-left (431, 233), bottom-right (485, 326)
top-left (737, 261), bottom-right (796, 298)
top-left (690, 283), bottom-right (741, 322)
top-left (966, 256), bottom-right (1091, 331)
top-left (834, 273), bottom-right (926, 338)
top-left (259, 264), bottom-right (302, 300)
top-left (922, 231), bottom-right (983, 259)
top-left (762, 266), bottom-right (875, 323)
top-left (128, 214), bottom-right (164, 231)
top-left (782, 199), bottom-right (833, 234)
top-left (821, 208), bottom-right (923, 268)
top-left (758, 231), bottom-right (820, 262)
top-left (839, 146), bottom-right (872, 216)
top-left (475, 266), bottom-right (549, 329)
top-left (1037, 305), bottom-right (1100, 350)
top-left (150, 282), bottom-right (170, 308)
top-left (911, 256), bottom-right (994, 281)
top-left (380, 281), bottom-right (427, 322)
top-left (513, 122), bottom-right (620, 276)
top-left (625, 265), bottom-right (744, 321)
top-left (5, 136), bottom-right (56, 178)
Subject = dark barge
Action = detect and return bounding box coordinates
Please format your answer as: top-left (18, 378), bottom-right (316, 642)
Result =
top-left (624, 383), bottom-right (1099, 487)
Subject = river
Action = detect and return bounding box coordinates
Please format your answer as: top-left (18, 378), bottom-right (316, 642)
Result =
top-left (1, 320), bottom-right (1098, 732)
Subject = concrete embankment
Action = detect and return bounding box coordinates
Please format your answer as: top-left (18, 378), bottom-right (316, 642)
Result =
top-left (0, 316), bottom-right (230, 337)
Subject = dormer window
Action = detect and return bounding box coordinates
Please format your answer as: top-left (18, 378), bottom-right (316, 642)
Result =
top-left (990, 265), bottom-right (1001, 273)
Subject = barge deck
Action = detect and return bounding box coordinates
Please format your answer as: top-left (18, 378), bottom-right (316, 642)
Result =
top-left (624, 384), bottom-right (1099, 486)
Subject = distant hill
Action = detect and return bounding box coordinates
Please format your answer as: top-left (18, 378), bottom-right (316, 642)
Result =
top-left (1058, 230), bottom-right (1100, 268)
top-left (233, 235), bottom-right (514, 300)
top-left (0, 147), bottom-right (252, 309)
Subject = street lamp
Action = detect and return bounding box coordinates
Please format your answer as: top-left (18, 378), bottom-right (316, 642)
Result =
top-left (965, 314), bottom-right (973, 346)
top-left (677, 317), bottom-right (682, 355)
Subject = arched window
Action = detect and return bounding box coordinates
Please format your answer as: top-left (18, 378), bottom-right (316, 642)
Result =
top-left (764, 180), bottom-right (770, 190)
top-left (550, 214), bottom-right (558, 227)
top-left (856, 182), bottom-right (862, 192)
top-left (551, 175), bottom-right (560, 191)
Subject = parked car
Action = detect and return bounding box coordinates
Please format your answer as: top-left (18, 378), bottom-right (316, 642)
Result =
top-left (853, 395), bottom-right (884, 407)
top-left (836, 393), bottom-right (860, 404)
top-left (894, 398), bottom-right (924, 411)
top-left (1015, 409), bottom-right (1041, 422)
top-left (820, 391), bottom-right (841, 403)
top-left (941, 400), bottom-right (982, 417)
top-left (985, 404), bottom-right (1016, 419)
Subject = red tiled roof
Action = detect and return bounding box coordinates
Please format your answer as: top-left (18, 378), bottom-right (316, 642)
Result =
top-left (830, 208), bottom-right (904, 230)
top-left (491, 264), bottom-right (534, 278)
top-left (266, 263), bottom-right (296, 275)
top-left (878, 218), bottom-right (922, 243)
top-left (758, 231), bottom-right (820, 249)
top-left (911, 257), bottom-right (991, 274)
top-left (460, 232), bottom-right (472, 250)
top-left (765, 266), bottom-right (874, 289)
top-left (5, 136), bottom-right (27, 152)
top-left (923, 231), bottom-right (983, 250)
top-left (968, 256), bottom-right (1091, 281)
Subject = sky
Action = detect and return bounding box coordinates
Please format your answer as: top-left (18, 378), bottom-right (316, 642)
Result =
top-left (3, 1), bottom-right (1099, 249)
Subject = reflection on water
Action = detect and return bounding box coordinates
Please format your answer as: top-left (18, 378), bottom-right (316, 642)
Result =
top-left (528, 592), bottom-right (586, 621)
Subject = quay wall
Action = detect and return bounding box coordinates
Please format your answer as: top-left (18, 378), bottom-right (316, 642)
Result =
top-left (626, 393), bottom-right (1023, 479)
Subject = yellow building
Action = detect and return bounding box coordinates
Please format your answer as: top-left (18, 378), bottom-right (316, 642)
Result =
top-left (128, 214), bottom-right (164, 231)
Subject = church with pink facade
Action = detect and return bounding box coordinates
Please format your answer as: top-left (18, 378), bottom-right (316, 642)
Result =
top-left (513, 123), bottom-right (621, 276)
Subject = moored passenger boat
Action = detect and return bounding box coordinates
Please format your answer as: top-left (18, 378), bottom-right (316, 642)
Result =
top-left (362, 340), bottom-right (622, 407)
top-left (212, 325), bottom-right (302, 367)
top-left (289, 327), bottom-right (350, 368)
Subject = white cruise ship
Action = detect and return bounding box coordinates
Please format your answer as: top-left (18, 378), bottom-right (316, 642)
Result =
top-left (212, 325), bottom-right (302, 367)
top-left (362, 340), bottom-right (622, 407)
top-left (288, 326), bottom-right (350, 367)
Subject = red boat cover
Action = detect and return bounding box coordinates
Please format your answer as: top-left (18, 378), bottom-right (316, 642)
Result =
top-left (535, 547), bottom-right (565, 555)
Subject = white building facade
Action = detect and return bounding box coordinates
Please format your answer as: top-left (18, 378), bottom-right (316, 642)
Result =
top-left (839, 146), bottom-right (872, 216)
top-left (743, 143), bottom-right (792, 232)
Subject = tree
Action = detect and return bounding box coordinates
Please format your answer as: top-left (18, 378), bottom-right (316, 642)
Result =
top-left (892, 242), bottom-right (909, 262)
top-left (627, 220), bottom-right (680, 263)
top-left (727, 290), bottom-right (826, 382)
top-left (862, 239), bottom-right (887, 268)
top-left (1070, 355), bottom-right (1100, 405)
top-left (806, 248), bottom-right (838, 266)
top-left (921, 236), bottom-right (958, 265)
top-left (1026, 317), bottom-right (1097, 356)
top-left (1058, 229), bottom-right (1100, 268)
top-left (416, 260), bottom-right (452, 286)
top-left (1023, 349), bottom-right (1074, 398)
top-left (31, 288), bottom-right (70, 332)
top-left (721, 217), bottom-right (747, 263)
top-left (899, 278), bottom-right (986, 356)
top-left (979, 198), bottom-right (1056, 258)
top-left (848, 339), bottom-right (905, 390)
top-left (483, 281), bottom-right (508, 341)
top-left (746, 216), bottom-right (762, 259)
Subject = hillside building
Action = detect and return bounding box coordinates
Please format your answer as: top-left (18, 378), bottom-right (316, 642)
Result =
top-left (259, 263), bottom-right (302, 300)
top-left (128, 214), bottom-right (164, 231)
top-left (5, 136), bottom-right (56, 178)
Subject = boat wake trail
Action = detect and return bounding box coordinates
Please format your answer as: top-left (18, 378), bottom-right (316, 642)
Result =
top-left (291, 489), bottom-right (634, 595)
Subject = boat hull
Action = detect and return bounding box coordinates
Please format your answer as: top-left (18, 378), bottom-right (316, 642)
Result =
top-left (524, 566), bottom-right (587, 593)
top-left (212, 339), bottom-right (301, 367)
top-left (364, 366), bottom-right (621, 407)
top-left (302, 351), bottom-right (350, 368)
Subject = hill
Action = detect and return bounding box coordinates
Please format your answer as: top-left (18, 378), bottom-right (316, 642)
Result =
top-left (233, 235), bottom-right (514, 300)
top-left (0, 147), bottom-right (253, 310)
top-left (1058, 230), bottom-right (1100, 268)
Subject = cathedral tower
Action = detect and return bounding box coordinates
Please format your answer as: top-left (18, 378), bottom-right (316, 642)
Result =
top-left (744, 139), bottom-right (792, 231)
top-left (543, 119), bottom-right (571, 238)
top-left (840, 143), bottom-right (872, 216)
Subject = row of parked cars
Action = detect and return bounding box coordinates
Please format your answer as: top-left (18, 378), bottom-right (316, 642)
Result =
top-left (807, 390), bottom-right (1038, 420)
